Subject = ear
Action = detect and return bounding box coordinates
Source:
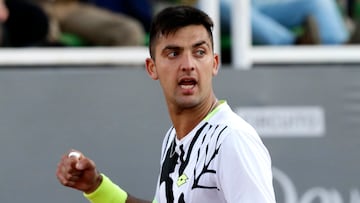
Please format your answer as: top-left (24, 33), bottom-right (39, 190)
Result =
top-left (212, 54), bottom-right (220, 76)
top-left (145, 58), bottom-right (158, 80)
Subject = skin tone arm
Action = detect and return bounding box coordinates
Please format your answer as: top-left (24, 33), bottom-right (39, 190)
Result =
top-left (56, 150), bottom-right (151, 203)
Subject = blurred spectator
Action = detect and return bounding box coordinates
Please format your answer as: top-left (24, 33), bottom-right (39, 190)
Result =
top-left (348, 0), bottom-right (360, 43)
top-left (220, 0), bottom-right (350, 45)
top-left (89, 0), bottom-right (153, 32)
top-left (0, 0), bottom-right (8, 24)
top-left (35, 0), bottom-right (147, 46)
top-left (0, 0), bottom-right (49, 47)
top-left (0, 0), bottom-right (8, 44)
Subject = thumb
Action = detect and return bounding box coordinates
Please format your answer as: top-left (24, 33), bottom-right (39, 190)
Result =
top-left (76, 157), bottom-right (96, 171)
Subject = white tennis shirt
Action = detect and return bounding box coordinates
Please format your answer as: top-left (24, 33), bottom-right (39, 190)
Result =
top-left (153, 101), bottom-right (276, 203)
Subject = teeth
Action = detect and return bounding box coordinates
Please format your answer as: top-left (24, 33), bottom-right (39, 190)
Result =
top-left (180, 84), bottom-right (194, 89)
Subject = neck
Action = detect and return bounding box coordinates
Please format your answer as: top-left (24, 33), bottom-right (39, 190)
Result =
top-left (170, 97), bottom-right (219, 139)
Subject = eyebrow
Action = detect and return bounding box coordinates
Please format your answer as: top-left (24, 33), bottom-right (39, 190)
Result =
top-left (163, 45), bottom-right (181, 51)
top-left (193, 40), bottom-right (208, 48)
top-left (162, 40), bottom-right (209, 52)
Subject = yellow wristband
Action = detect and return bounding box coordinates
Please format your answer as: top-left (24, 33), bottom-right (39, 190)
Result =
top-left (84, 174), bottom-right (128, 203)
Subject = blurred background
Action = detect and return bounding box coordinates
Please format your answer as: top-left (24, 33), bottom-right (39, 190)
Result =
top-left (0, 0), bottom-right (359, 202)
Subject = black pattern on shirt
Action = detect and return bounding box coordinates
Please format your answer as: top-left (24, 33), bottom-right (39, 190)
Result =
top-left (159, 122), bottom-right (228, 203)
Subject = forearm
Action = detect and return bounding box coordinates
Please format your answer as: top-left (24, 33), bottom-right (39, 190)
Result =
top-left (84, 174), bottom-right (152, 203)
top-left (126, 195), bottom-right (152, 203)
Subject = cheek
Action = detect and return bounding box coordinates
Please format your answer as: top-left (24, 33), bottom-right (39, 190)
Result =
top-left (157, 61), bottom-right (178, 78)
top-left (159, 77), bottom-right (175, 98)
top-left (157, 68), bottom-right (173, 87)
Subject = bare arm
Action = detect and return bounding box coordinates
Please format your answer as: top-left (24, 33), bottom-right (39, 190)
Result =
top-left (126, 195), bottom-right (152, 203)
top-left (56, 150), bottom-right (152, 203)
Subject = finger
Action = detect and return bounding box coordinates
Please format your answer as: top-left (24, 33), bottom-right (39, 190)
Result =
top-left (61, 150), bottom-right (82, 170)
top-left (67, 168), bottom-right (83, 176)
top-left (68, 151), bottom-right (83, 160)
top-left (69, 174), bottom-right (83, 182)
top-left (64, 171), bottom-right (82, 182)
top-left (57, 174), bottom-right (77, 187)
top-left (76, 157), bottom-right (96, 171)
top-left (56, 167), bottom-right (74, 186)
top-left (57, 155), bottom-right (82, 176)
top-left (56, 152), bottom-right (87, 189)
top-left (58, 164), bottom-right (83, 184)
top-left (63, 151), bottom-right (96, 174)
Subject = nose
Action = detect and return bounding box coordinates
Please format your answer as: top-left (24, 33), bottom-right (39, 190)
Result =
top-left (181, 53), bottom-right (195, 72)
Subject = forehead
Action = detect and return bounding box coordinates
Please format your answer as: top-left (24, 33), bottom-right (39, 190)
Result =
top-left (156, 25), bottom-right (211, 48)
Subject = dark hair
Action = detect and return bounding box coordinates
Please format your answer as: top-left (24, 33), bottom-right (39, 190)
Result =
top-left (148, 6), bottom-right (214, 59)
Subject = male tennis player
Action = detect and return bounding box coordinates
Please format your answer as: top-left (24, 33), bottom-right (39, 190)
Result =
top-left (56, 5), bottom-right (276, 203)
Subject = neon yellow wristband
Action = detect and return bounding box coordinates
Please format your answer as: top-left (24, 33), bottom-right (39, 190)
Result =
top-left (84, 174), bottom-right (128, 203)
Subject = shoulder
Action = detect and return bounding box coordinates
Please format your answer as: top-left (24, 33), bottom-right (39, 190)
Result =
top-left (210, 101), bottom-right (262, 145)
top-left (209, 102), bottom-right (271, 163)
top-left (212, 108), bottom-right (275, 202)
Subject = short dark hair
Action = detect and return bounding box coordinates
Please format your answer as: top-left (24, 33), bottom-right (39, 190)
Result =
top-left (148, 6), bottom-right (214, 59)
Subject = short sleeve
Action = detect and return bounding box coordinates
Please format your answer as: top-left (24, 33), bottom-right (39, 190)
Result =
top-left (217, 129), bottom-right (276, 203)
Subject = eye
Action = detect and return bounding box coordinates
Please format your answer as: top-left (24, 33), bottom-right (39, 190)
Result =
top-left (195, 49), bottom-right (206, 57)
top-left (168, 51), bottom-right (179, 58)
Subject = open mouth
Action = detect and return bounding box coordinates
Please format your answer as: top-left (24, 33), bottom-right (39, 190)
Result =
top-left (179, 78), bottom-right (197, 89)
